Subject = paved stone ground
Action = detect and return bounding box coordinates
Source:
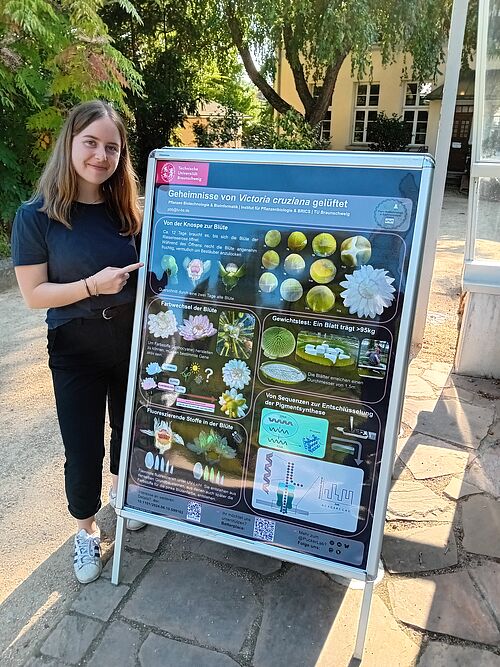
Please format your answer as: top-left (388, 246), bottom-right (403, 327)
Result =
top-left (20, 360), bottom-right (500, 667)
top-left (4, 191), bottom-right (500, 666)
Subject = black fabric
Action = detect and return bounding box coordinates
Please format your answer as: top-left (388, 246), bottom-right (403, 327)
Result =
top-left (47, 306), bottom-right (134, 520)
top-left (12, 198), bottom-right (139, 328)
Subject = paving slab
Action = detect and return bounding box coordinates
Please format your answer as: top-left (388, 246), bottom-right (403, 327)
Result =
top-left (441, 384), bottom-right (486, 405)
top-left (124, 525), bottom-right (167, 553)
top-left (469, 563), bottom-right (500, 625)
top-left (70, 578), bottom-right (129, 621)
top-left (405, 374), bottom-right (438, 398)
top-left (306, 591), bottom-right (420, 667)
top-left (386, 479), bottom-right (455, 522)
top-left (462, 495), bottom-right (500, 558)
top-left (422, 364), bottom-right (453, 388)
top-left (417, 641), bottom-right (500, 666)
top-left (382, 524), bottom-right (458, 573)
top-left (167, 533), bottom-right (282, 575)
top-left (86, 620), bottom-right (142, 667)
top-left (253, 567), bottom-right (346, 667)
top-left (138, 633), bottom-right (239, 667)
top-left (24, 659), bottom-right (64, 667)
top-left (401, 398), bottom-right (439, 430)
top-left (402, 396), bottom-right (493, 449)
top-left (388, 571), bottom-right (500, 644)
top-left (396, 433), bottom-right (469, 479)
top-left (40, 614), bottom-right (102, 664)
top-left (466, 443), bottom-right (500, 497)
top-left (121, 560), bottom-right (258, 653)
top-left (102, 549), bottom-right (152, 584)
top-left (443, 476), bottom-right (483, 500)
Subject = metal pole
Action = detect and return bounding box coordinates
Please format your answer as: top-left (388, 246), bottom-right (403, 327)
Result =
top-left (411, 0), bottom-right (470, 351)
top-left (111, 515), bottom-right (126, 585)
top-left (353, 580), bottom-right (375, 661)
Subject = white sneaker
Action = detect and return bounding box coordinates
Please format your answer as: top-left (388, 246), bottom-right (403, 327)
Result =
top-left (108, 488), bottom-right (146, 531)
top-left (73, 529), bottom-right (102, 584)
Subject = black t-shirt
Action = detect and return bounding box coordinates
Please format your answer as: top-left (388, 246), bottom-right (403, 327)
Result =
top-left (12, 198), bottom-right (139, 328)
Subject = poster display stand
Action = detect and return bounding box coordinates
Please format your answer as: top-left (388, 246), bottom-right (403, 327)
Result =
top-left (112, 148), bottom-right (433, 661)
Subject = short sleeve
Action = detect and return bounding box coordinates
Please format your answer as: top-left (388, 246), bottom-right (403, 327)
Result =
top-left (11, 202), bottom-right (49, 266)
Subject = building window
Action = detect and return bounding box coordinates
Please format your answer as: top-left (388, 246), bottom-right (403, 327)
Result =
top-left (319, 115), bottom-right (331, 141)
top-left (353, 83), bottom-right (380, 143)
top-left (403, 82), bottom-right (429, 145)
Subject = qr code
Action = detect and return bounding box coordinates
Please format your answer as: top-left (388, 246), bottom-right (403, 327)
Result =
top-left (186, 501), bottom-right (201, 522)
top-left (253, 517), bottom-right (276, 542)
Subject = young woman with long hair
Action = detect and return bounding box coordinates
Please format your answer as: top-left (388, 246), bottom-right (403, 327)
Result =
top-left (12, 100), bottom-right (145, 584)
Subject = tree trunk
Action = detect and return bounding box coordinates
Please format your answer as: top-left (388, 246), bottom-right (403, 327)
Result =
top-left (225, 9), bottom-right (292, 115)
top-left (306, 53), bottom-right (348, 126)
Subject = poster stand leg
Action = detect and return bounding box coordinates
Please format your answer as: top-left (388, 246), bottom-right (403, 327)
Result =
top-left (111, 515), bottom-right (126, 585)
top-left (352, 579), bottom-right (375, 662)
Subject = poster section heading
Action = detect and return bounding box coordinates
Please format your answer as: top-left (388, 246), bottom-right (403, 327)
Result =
top-left (156, 185), bottom-right (412, 232)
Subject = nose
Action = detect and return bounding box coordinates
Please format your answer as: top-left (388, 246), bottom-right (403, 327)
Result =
top-left (94, 144), bottom-right (107, 161)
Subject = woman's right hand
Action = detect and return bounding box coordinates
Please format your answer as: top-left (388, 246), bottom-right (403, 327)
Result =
top-left (90, 262), bottom-right (143, 295)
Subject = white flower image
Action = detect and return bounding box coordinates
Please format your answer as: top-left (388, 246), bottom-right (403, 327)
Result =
top-left (222, 359), bottom-right (251, 389)
top-left (141, 377), bottom-right (157, 390)
top-left (218, 388), bottom-right (248, 418)
top-left (148, 310), bottom-right (177, 338)
top-left (340, 265), bottom-right (396, 319)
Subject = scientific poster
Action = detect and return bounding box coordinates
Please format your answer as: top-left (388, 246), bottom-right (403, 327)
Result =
top-left (124, 154), bottom-right (425, 569)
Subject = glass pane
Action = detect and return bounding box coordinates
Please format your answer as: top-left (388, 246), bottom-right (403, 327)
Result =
top-left (367, 110), bottom-right (378, 121)
top-left (405, 83), bottom-right (417, 105)
top-left (480, 5), bottom-right (500, 162)
top-left (414, 133), bottom-right (426, 144)
top-left (356, 94), bottom-right (367, 106)
top-left (369, 95), bottom-right (379, 106)
top-left (370, 84), bottom-right (380, 95)
top-left (404, 110), bottom-right (415, 122)
top-left (475, 178), bottom-right (500, 261)
top-left (355, 110), bottom-right (365, 121)
top-left (417, 110), bottom-right (428, 121)
top-left (358, 84), bottom-right (367, 95)
top-left (354, 130), bottom-right (364, 142)
top-left (366, 125), bottom-right (376, 142)
top-left (354, 121), bottom-right (365, 132)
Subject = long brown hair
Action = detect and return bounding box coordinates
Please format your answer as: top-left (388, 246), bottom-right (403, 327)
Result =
top-left (34, 100), bottom-right (141, 235)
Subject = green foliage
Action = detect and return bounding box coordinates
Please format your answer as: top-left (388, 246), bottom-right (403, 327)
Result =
top-left (209, 0), bottom-right (478, 127)
top-left (102, 0), bottom-right (254, 176)
top-left (243, 110), bottom-right (328, 150)
top-left (193, 107), bottom-right (243, 148)
top-left (368, 112), bottom-right (413, 151)
top-left (0, 0), bottom-right (142, 228)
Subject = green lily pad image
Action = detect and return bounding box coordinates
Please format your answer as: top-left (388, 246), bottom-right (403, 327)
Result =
top-left (295, 332), bottom-right (358, 367)
top-left (260, 361), bottom-right (307, 385)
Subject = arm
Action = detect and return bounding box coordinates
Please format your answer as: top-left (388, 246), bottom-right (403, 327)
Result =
top-left (15, 262), bottom-right (143, 309)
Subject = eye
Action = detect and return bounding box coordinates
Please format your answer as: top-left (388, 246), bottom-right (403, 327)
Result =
top-left (84, 139), bottom-right (96, 147)
top-left (106, 145), bottom-right (120, 154)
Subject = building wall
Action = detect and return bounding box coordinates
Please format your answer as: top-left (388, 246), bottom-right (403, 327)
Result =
top-left (277, 49), bottom-right (445, 155)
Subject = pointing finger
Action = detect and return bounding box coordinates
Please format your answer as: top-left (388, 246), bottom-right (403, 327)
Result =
top-left (120, 262), bottom-right (143, 274)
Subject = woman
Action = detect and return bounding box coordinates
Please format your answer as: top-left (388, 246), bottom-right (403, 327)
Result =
top-left (12, 100), bottom-right (145, 584)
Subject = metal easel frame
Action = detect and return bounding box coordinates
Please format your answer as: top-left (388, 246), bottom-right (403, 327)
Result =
top-left (111, 148), bottom-right (434, 662)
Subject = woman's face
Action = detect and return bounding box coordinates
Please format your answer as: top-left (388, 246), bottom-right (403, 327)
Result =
top-left (71, 117), bottom-right (121, 192)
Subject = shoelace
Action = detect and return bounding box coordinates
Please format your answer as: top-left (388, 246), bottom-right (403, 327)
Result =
top-left (74, 533), bottom-right (100, 566)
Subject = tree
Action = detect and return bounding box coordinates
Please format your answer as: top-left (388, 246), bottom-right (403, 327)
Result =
top-left (102, 0), bottom-right (257, 175)
top-left (215, 0), bottom-right (478, 126)
top-left (0, 0), bottom-right (142, 227)
top-left (368, 112), bottom-right (413, 151)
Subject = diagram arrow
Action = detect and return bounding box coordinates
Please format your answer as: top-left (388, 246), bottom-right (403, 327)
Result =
top-left (354, 442), bottom-right (363, 466)
top-left (185, 393), bottom-right (217, 402)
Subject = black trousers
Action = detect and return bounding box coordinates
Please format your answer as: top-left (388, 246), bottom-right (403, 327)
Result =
top-left (47, 308), bottom-right (134, 520)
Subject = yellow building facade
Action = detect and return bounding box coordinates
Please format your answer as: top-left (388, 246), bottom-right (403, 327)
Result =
top-left (276, 49), bottom-right (454, 161)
